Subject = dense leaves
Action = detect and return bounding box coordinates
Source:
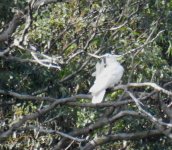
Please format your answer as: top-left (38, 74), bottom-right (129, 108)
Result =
top-left (0, 0), bottom-right (172, 149)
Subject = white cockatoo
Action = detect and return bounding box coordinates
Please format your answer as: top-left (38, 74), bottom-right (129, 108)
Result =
top-left (91, 59), bottom-right (105, 77)
top-left (89, 54), bottom-right (124, 103)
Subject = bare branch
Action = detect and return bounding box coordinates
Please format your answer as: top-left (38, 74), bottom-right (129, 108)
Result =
top-left (24, 125), bottom-right (86, 142)
top-left (127, 82), bottom-right (172, 96)
top-left (18, 0), bottom-right (34, 44)
top-left (109, 21), bottom-right (128, 31)
top-left (112, 82), bottom-right (172, 96)
top-left (127, 91), bottom-right (172, 128)
top-left (12, 42), bottom-right (62, 69)
top-left (54, 111), bottom-right (139, 149)
top-left (0, 47), bottom-right (11, 56)
top-left (0, 94), bottom-right (90, 140)
top-left (0, 89), bottom-right (91, 103)
top-left (82, 130), bottom-right (162, 150)
top-left (0, 11), bottom-right (23, 42)
top-left (31, 51), bottom-right (61, 69)
top-left (0, 89), bottom-right (57, 102)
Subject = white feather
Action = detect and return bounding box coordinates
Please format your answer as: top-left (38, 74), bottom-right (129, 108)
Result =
top-left (92, 90), bottom-right (106, 104)
top-left (92, 60), bottom-right (105, 77)
top-left (89, 54), bottom-right (124, 103)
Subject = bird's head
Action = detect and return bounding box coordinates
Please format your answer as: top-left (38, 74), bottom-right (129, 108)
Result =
top-left (100, 53), bottom-right (118, 65)
top-left (100, 53), bottom-right (116, 58)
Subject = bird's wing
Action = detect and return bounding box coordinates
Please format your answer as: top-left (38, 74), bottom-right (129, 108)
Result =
top-left (92, 90), bottom-right (106, 103)
top-left (109, 64), bottom-right (124, 87)
top-left (92, 60), bottom-right (105, 77)
top-left (89, 64), bottom-right (124, 94)
top-left (89, 66), bottom-right (115, 93)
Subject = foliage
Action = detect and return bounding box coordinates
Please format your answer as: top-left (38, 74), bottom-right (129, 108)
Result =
top-left (0, 0), bottom-right (172, 149)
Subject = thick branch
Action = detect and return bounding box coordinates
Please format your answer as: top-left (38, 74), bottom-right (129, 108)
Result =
top-left (0, 94), bottom-right (89, 140)
top-left (82, 130), bottom-right (162, 150)
top-left (0, 12), bottom-right (23, 42)
top-left (23, 125), bottom-right (86, 143)
top-left (54, 111), bottom-right (139, 149)
top-left (0, 89), bottom-right (59, 102)
top-left (113, 82), bottom-right (172, 96)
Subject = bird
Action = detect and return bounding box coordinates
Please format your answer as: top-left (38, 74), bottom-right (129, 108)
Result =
top-left (89, 53), bottom-right (124, 103)
top-left (91, 59), bottom-right (105, 77)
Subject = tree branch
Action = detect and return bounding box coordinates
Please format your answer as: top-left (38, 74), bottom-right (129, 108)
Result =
top-left (82, 130), bottom-right (162, 150)
top-left (23, 125), bottom-right (86, 143)
top-left (54, 111), bottom-right (139, 149)
top-left (0, 0), bottom-right (69, 43)
top-left (0, 94), bottom-right (89, 140)
top-left (0, 11), bottom-right (23, 42)
top-left (113, 82), bottom-right (172, 96)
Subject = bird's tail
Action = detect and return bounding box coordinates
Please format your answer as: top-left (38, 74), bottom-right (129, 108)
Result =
top-left (92, 90), bottom-right (106, 104)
